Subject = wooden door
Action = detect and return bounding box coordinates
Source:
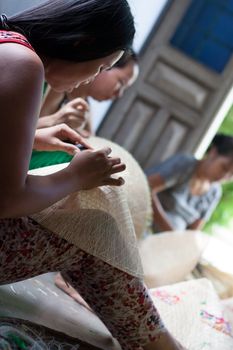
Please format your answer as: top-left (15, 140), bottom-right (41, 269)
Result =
top-left (98, 0), bottom-right (233, 169)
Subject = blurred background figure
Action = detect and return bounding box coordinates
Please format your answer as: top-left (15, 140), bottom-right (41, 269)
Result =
top-left (146, 134), bottom-right (233, 233)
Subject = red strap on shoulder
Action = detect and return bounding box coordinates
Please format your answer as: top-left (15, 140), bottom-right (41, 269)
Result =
top-left (0, 30), bottom-right (34, 51)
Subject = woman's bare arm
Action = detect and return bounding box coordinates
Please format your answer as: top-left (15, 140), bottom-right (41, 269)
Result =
top-left (37, 97), bottom-right (88, 129)
top-left (0, 44), bottom-right (125, 218)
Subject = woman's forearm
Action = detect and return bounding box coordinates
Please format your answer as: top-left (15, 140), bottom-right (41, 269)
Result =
top-left (37, 114), bottom-right (58, 128)
top-left (0, 168), bottom-right (76, 218)
top-left (0, 146), bottom-right (126, 218)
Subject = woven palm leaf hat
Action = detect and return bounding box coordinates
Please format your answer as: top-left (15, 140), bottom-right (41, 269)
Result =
top-left (29, 136), bottom-right (152, 278)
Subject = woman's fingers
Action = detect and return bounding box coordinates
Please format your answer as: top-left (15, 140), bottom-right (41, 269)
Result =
top-left (110, 163), bottom-right (126, 174)
top-left (54, 140), bottom-right (78, 155)
top-left (99, 156), bottom-right (126, 187)
top-left (96, 147), bottom-right (112, 157)
top-left (75, 137), bottom-right (92, 151)
top-left (59, 99), bottom-right (88, 129)
top-left (107, 157), bottom-right (121, 165)
top-left (59, 124), bottom-right (92, 150)
top-left (69, 97), bottom-right (89, 112)
top-left (103, 156), bottom-right (126, 174)
top-left (103, 177), bottom-right (125, 186)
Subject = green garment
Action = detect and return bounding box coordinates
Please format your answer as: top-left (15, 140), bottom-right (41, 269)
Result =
top-left (30, 81), bottom-right (72, 170)
top-left (29, 150), bottom-right (72, 170)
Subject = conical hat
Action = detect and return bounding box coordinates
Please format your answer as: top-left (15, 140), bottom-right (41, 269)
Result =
top-left (139, 231), bottom-right (209, 288)
top-left (29, 136), bottom-right (152, 278)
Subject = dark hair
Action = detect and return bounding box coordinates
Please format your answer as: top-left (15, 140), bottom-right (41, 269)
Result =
top-left (210, 133), bottom-right (233, 157)
top-left (1, 0), bottom-right (135, 62)
top-left (114, 49), bottom-right (138, 68)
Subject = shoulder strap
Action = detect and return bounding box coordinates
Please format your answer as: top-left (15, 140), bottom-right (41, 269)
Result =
top-left (0, 30), bottom-right (34, 51)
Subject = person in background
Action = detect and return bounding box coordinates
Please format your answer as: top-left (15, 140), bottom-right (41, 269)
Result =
top-left (146, 134), bottom-right (233, 233)
top-left (38, 51), bottom-right (139, 135)
top-left (0, 0), bottom-right (185, 349)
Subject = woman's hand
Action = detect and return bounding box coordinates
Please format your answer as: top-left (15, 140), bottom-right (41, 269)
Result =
top-left (33, 124), bottom-right (91, 155)
top-left (37, 97), bottom-right (89, 129)
top-left (66, 147), bottom-right (126, 190)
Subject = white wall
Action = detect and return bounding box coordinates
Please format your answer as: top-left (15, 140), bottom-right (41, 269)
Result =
top-left (129, 0), bottom-right (168, 52)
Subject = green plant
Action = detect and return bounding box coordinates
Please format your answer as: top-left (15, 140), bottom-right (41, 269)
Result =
top-left (204, 105), bottom-right (233, 233)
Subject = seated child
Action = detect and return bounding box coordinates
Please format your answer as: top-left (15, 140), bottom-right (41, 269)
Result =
top-left (146, 134), bottom-right (233, 232)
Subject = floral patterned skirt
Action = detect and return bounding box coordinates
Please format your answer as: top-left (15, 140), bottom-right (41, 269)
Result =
top-left (0, 217), bottom-right (164, 350)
